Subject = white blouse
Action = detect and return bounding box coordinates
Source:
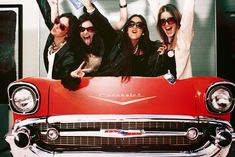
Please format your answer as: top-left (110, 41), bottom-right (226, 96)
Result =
top-left (47, 52), bottom-right (56, 79)
top-left (47, 42), bottom-right (66, 79)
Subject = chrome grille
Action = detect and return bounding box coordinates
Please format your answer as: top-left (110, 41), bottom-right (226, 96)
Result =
top-left (42, 136), bottom-right (195, 146)
top-left (32, 120), bottom-right (208, 151)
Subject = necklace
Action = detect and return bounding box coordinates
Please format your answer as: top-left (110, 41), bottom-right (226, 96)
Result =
top-left (133, 44), bottom-right (139, 55)
top-left (48, 41), bottom-right (66, 55)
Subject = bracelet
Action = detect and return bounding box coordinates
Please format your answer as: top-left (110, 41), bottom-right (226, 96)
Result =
top-left (87, 8), bottom-right (95, 14)
top-left (119, 4), bottom-right (127, 8)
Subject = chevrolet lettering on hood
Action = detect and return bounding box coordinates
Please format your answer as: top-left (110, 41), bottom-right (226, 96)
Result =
top-left (89, 93), bottom-right (157, 105)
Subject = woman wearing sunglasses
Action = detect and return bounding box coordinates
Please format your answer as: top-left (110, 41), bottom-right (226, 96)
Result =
top-left (36, 0), bottom-right (81, 90)
top-left (148, 0), bottom-right (195, 80)
top-left (74, 0), bottom-right (176, 78)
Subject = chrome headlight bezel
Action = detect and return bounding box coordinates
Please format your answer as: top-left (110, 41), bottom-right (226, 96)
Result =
top-left (8, 82), bottom-right (40, 115)
top-left (206, 82), bottom-right (235, 114)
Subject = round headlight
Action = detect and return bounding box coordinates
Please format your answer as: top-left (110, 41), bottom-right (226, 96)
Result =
top-left (11, 86), bottom-right (38, 114)
top-left (207, 86), bottom-right (234, 114)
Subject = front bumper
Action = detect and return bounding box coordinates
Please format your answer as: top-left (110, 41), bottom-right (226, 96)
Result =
top-left (6, 115), bottom-right (234, 157)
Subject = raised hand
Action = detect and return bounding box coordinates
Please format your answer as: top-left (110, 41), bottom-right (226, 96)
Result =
top-left (147, 0), bottom-right (161, 21)
top-left (48, 0), bottom-right (58, 9)
top-left (157, 42), bottom-right (167, 55)
top-left (79, 0), bottom-right (94, 12)
top-left (70, 61), bottom-right (92, 78)
top-left (48, 0), bottom-right (59, 22)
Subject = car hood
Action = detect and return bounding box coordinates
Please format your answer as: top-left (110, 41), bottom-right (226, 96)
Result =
top-left (48, 76), bottom-right (202, 116)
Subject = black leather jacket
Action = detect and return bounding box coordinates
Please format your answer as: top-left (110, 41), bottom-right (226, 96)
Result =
top-left (36, 0), bottom-right (80, 90)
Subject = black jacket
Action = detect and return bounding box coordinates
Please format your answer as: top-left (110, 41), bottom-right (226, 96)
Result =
top-left (36, 0), bottom-right (80, 90)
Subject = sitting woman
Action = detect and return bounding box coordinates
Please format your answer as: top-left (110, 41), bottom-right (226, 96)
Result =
top-left (148, 0), bottom-right (195, 79)
top-left (36, 0), bottom-right (81, 90)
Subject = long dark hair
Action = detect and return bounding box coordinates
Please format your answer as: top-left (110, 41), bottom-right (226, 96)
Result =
top-left (157, 4), bottom-right (182, 45)
top-left (123, 14), bottom-right (152, 56)
top-left (121, 14), bottom-right (153, 77)
top-left (58, 13), bottom-right (79, 47)
top-left (77, 14), bottom-right (104, 58)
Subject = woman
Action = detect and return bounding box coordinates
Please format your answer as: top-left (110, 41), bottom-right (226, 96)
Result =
top-left (36, 0), bottom-right (81, 90)
top-left (71, 0), bottom-right (176, 78)
top-left (148, 0), bottom-right (194, 80)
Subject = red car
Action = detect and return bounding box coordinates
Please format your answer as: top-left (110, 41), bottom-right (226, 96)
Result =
top-left (5, 74), bottom-right (235, 157)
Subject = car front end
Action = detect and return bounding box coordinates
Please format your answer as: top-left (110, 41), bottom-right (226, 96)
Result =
top-left (5, 76), bottom-right (235, 157)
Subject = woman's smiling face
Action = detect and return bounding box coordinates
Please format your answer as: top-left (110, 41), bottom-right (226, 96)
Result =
top-left (79, 20), bottom-right (95, 46)
top-left (127, 16), bottom-right (144, 43)
top-left (160, 11), bottom-right (177, 40)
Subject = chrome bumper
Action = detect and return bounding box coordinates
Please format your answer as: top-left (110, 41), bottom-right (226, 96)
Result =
top-left (5, 134), bottom-right (232, 157)
top-left (5, 115), bottom-right (234, 157)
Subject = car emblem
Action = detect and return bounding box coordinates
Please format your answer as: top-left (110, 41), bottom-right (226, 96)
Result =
top-left (101, 129), bottom-right (145, 137)
top-left (89, 95), bottom-right (156, 105)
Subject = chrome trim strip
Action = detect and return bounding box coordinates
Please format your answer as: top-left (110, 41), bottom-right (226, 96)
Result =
top-left (41, 130), bottom-right (203, 138)
top-left (12, 118), bottom-right (46, 133)
top-left (12, 115), bottom-right (233, 131)
top-left (47, 114), bottom-right (198, 123)
top-left (232, 132), bottom-right (235, 142)
top-left (88, 95), bottom-right (157, 105)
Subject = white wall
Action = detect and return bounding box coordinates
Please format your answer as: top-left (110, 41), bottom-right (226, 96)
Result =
top-left (0, 0), bottom-right (40, 78)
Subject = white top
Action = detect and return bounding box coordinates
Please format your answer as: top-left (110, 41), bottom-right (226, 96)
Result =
top-left (175, 0), bottom-right (194, 80)
top-left (47, 42), bottom-right (66, 79)
top-left (47, 52), bottom-right (56, 79)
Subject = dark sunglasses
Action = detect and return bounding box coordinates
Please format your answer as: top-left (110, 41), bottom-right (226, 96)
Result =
top-left (79, 26), bottom-right (95, 32)
top-left (128, 21), bottom-right (145, 29)
top-left (54, 17), bottom-right (68, 31)
top-left (159, 17), bottom-right (176, 26)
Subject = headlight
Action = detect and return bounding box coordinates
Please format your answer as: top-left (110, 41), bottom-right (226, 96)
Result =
top-left (8, 83), bottom-right (39, 115)
top-left (206, 85), bottom-right (234, 114)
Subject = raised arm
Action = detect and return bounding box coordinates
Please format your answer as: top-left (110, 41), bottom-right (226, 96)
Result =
top-left (79, 0), bottom-right (95, 13)
top-left (147, 0), bottom-right (162, 22)
top-left (48, 0), bottom-right (59, 23)
top-left (111, 0), bottom-right (128, 30)
top-left (80, 0), bottom-right (118, 50)
top-left (36, 0), bottom-right (53, 30)
top-left (180, 0), bottom-right (195, 46)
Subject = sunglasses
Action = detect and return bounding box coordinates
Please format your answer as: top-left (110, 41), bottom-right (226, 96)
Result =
top-left (79, 26), bottom-right (95, 32)
top-left (128, 21), bottom-right (145, 29)
top-left (159, 17), bottom-right (176, 26)
top-left (54, 17), bottom-right (68, 31)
